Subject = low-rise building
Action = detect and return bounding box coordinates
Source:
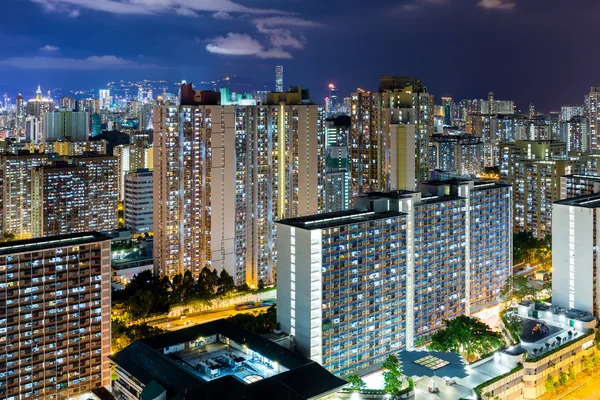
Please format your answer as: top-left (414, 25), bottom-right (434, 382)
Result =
top-left (110, 319), bottom-right (346, 400)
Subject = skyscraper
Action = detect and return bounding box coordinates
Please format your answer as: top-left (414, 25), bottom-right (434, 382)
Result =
top-left (587, 87), bottom-right (600, 151)
top-left (153, 84), bottom-right (325, 286)
top-left (15, 94), bottom-right (25, 130)
top-left (328, 83), bottom-right (338, 116)
top-left (275, 65), bottom-right (283, 92)
top-left (99, 89), bottom-right (111, 111)
top-left (26, 85), bottom-right (55, 119)
top-left (277, 179), bottom-right (512, 375)
top-left (0, 232), bottom-right (112, 399)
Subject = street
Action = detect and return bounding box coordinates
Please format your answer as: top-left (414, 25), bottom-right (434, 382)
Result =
top-left (542, 371), bottom-right (600, 400)
top-left (559, 373), bottom-right (600, 400)
top-left (148, 306), bottom-right (270, 331)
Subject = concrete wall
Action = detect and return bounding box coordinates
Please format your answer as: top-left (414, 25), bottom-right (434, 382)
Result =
top-left (552, 203), bottom-right (595, 313)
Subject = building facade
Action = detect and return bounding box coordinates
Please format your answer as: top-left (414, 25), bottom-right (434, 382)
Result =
top-left (0, 232), bottom-right (111, 399)
top-left (153, 84), bottom-right (325, 286)
top-left (124, 169), bottom-right (154, 234)
top-left (42, 109), bottom-right (89, 142)
top-left (0, 151), bottom-right (49, 239)
top-left (553, 194), bottom-right (600, 316)
top-left (277, 180), bottom-right (512, 376)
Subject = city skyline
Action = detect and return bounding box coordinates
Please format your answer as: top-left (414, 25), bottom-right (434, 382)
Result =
top-left (1, 0), bottom-right (599, 111)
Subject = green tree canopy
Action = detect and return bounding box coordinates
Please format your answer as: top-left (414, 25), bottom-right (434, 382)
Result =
top-left (382, 354), bottom-right (404, 396)
top-left (500, 275), bottom-right (538, 303)
top-left (544, 375), bottom-right (555, 393)
top-left (346, 374), bottom-right (367, 392)
top-left (428, 315), bottom-right (505, 360)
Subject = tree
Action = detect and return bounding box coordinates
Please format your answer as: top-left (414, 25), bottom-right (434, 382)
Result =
top-left (595, 329), bottom-right (600, 350)
top-left (228, 305), bottom-right (276, 335)
top-left (218, 269), bottom-right (235, 294)
top-left (111, 317), bottom-right (165, 353)
top-left (513, 231), bottom-right (552, 266)
top-left (545, 375), bottom-right (555, 393)
top-left (593, 349), bottom-right (600, 366)
top-left (428, 315), bottom-right (505, 361)
top-left (127, 289), bottom-right (153, 320)
top-left (3, 232), bottom-right (16, 242)
top-left (584, 356), bottom-right (594, 374)
top-left (568, 365), bottom-right (576, 381)
top-left (382, 354), bottom-right (404, 396)
top-left (559, 371), bottom-right (568, 386)
top-left (258, 279), bottom-right (265, 291)
top-left (346, 374), bottom-right (366, 392)
top-left (500, 275), bottom-right (538, 303)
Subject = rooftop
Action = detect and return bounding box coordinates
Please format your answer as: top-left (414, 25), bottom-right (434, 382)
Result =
top-left (562, 173), bottom-right (600, 181)
top-left (0, 232), bottom-right (111, 256)
top-left (277, 209), bottom-right (405, 230)
top-left (111, 319), bottom-right (346, 400)
top-left (554, 192), bottom-right (600, 208)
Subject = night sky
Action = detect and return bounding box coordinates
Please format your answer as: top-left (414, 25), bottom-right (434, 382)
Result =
top-left (1, 0), bottom-right (598, 111)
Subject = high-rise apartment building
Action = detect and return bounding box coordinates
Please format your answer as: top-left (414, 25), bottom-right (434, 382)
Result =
top-left (429, 134), bottom-right (484, 176)
top-left (153, 84), bottom-right (325, 285)
top-left (59, 96), bottom-right (76, 110)
top-left (277, 180), bottom-right (512, 376)
top-left (275, 65), bottom-right (283, 92)
top-left (73, 154), bottom-right (119, 233)
top-left (560, 174), bottom-right (600, 199)
top-left (499, 140), bottom-right (566, 179)
top-left (99, 89), bottom-right (111, 111)
top-left (553, 194), bottom-right (600, 317)
top-left (383, 78), bottom-right (434, 187)
top-left (114, 142), bottom-right (152, 202)
top-left (25, 116), bottom-right (42, 143)
top-left (0, 232), bottom-right (112, 399)
top-left (561, 105), bottom-right (585, 122)
top-left (498, 140), bottom-right (600, 238)
top-left (350, 90), bottom-right (386, 195)
top-left (0, 151), bottom-right (50, 239)
top-left (30, 156), bottom-right (117, 237)
top-left (586, 87), bottom-right (600, 151)
top-left (42, 109), bottom-right (89, 142)
top-left (31, 161), bottom-right (89, 237)
top-left (124, 168), bottom-right (154, 234)
top-left (51, 139), bottom-right (107, 156)
top-left (350, 79), bottom-right (433, 195)
top-left (559, 116), bottom-right (589, 152)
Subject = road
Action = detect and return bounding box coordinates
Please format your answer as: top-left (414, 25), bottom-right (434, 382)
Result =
top-left (148, 306), bottom-right (270, 331)
top-left (558, 373), bottom-right (600, 400)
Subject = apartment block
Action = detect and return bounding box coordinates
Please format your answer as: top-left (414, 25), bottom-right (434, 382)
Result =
top-left (124, 169), bottom-right (153, 234)
top-left (428, 134), bottom-right (484, 176)
top-left (350, 78), bottom-right (434, 196)
top-left (0, 232), bottom-right (111, 399)
top-left (31, 157), bottom-right (117, 237)
top-left (153, 84), bottom-right (325, 286)
top-left (553, 194), bottom-right (600, 316)
top-left (0, 151), bottom-right (49, 239)
top-left (277, 180), bottom-right (512, 376)
top-left (560, 174), bottom-right (600, 199)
